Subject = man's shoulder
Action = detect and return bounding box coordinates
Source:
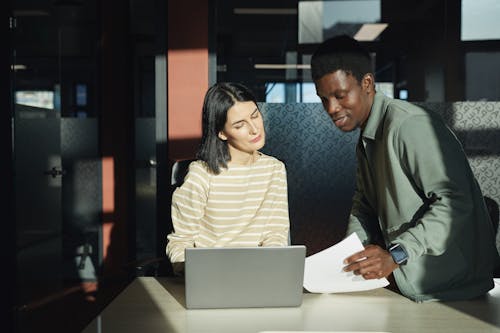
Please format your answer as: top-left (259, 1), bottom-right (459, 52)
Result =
top-left (379, 95), bottom-right (436, 131)
top-left (383, 96), bottom-right (428, 119)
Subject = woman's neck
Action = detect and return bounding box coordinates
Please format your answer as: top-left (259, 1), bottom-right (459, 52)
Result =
top-left (228, 151), bottom-right (259, 166)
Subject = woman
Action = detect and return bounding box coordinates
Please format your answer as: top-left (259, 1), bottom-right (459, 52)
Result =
top-left (166, 83), bottom-right (290, 271)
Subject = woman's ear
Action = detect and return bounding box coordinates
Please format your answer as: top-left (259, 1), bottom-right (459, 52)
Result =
top-left (218, 131), bottom-right (227, 141)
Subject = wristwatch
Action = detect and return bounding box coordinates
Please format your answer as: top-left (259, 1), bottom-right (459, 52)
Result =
top-left (388, 243), bottom-right (408, 265)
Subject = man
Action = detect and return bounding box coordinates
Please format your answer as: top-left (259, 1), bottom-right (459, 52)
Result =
top-left (311, 35), bottom-right (500, 302)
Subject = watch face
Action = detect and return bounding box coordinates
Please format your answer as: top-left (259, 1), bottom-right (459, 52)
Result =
top-left (390, 244), bottom-right (408, 264)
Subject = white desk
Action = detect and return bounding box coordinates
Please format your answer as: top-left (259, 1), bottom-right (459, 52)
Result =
top-left (83, 277), bottom-right (500, 333)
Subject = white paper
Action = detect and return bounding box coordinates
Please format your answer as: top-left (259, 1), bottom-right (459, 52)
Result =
top-left (303, 233), bottom-right (389, 293)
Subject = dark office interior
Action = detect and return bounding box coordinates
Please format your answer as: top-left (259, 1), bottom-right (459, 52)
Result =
top-left (3, 0), bottom-right (500, 332)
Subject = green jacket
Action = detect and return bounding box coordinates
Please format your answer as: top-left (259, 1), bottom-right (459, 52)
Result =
top-left (347, 92), bottom-right (500, 302)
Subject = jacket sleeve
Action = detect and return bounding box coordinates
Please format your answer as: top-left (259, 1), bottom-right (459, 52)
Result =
top-left (166, 162), bottom-right (209, 262)
top-left (391, 114), bottom-right (475, 262)
top-left (261, 161), bottom-right (290, 246)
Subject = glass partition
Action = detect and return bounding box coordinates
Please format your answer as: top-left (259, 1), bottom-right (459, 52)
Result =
top-left (213, 0), bottom-right (500, 102)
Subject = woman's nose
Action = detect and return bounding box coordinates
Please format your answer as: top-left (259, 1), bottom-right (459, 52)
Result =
top-left (250, 122), bottom-right (257, 134)
top-left (249, 121), bottom-right (258, 134)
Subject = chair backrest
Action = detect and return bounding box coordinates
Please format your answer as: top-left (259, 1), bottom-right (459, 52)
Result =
top-left (484, 196), bottom-right (499, 235)
top-left (171, 159), bottom-right (195, 187)
top-left (486, 196), bottom-right (500, 277)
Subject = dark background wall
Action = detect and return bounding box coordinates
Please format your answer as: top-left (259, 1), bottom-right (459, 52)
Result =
top-left (3, 2), bottom-right (15, 332)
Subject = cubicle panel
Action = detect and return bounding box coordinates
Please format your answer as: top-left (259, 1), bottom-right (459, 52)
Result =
top-left (260, 103), bottom-right (358, 255)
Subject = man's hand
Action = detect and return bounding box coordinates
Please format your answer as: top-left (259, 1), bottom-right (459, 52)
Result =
top-left (343, 244), bottom-right (398, 279)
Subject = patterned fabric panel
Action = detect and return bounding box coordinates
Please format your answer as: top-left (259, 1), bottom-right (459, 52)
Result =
top-left (259, 103), bottom-right (358, 255)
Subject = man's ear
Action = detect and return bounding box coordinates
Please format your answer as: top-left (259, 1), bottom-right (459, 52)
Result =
top-left (218, 131), bottom-right (227, 141)
top-left (361, 73), bottom-right (375, 93)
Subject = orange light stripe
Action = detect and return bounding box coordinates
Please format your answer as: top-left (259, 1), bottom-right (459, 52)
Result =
top-left (101, 157), bottom-right (114, 261)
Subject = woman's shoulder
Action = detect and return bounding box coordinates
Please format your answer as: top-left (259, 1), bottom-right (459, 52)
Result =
top-left (177, 160), bottom-right (212, 189)
top-left (257, 153), bottom-right (286, 169)
top-left (188, 160), bottom-right (211, 173)
top-left (181, 160), bottom-right (213, 181)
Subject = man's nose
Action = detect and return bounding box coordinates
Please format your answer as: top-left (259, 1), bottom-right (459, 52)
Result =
top-left (327, 98), bottom-right (340, 115)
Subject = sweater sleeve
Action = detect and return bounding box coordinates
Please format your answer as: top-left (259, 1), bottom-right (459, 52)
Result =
top-left (261, 161), bottom-right (290, 246)
top-left (166, 162), bottom-right (209, 262)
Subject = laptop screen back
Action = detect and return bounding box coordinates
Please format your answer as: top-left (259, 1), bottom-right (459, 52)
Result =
top-left (184, 246), bottom-right (306, 309)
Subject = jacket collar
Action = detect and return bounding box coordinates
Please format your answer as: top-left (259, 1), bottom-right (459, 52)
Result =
top-left (361, 91), bottom-right (387, 141)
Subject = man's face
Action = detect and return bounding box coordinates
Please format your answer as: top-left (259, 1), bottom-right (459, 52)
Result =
top-left (315, 70), bottom-right (373, 132)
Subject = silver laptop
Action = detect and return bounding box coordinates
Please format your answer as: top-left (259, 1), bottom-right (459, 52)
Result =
top-left (184, 246), bottom-right (306, 309)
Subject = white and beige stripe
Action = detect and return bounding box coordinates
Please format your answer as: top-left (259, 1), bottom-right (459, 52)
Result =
top-left (166, 153), bottom-right (290, 263)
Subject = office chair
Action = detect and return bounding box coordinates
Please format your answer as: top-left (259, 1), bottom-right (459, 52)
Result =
top-left (171, 159), bottom-right (193, 188)
top-left (484, 196), bottom-right (499, 236)
top-left (484, 196), bottom-right (500, 278)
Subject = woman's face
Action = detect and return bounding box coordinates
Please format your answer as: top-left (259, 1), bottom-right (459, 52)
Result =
top-left (218, 101), bottom-right (265, 161)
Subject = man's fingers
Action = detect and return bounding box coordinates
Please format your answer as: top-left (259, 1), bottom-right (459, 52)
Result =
top-left (361, 270), bottom-right (384, 279)
top-left (343, 244), bottom-right (397, 279)
top-left (344, 251), bottom-right (367, 265)
top-left (344, 244), bottom-right (384, 265)
top-left (344, 256), bottom-right (383, 275)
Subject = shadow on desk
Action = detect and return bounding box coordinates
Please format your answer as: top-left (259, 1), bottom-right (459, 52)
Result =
top-left (156, 276), bottom-right (186, 307)
top-left (443, 280), bottom-right (500, 329)
top-left (84, 278), bottom-right (178, 333)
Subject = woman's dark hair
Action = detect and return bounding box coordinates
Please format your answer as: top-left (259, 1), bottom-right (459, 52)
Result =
top-left (311, 34), bottom-right (372, 83)
top-left (196, 82), bottom-right (257, 174)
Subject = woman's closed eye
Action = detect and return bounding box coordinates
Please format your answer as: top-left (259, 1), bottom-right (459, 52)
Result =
top-left (233, 121), bottom-right (245, 129)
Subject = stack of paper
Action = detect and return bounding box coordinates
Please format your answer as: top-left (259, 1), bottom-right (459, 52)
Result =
top-left (303, 233), bottom-right (389, 293)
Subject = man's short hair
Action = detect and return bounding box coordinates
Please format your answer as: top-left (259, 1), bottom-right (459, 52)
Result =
top-left (310, 35), bottom-right (372, 83)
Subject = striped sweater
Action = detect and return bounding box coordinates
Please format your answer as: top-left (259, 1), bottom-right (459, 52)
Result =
top-left (166, 153), bottom-right (290, 263)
